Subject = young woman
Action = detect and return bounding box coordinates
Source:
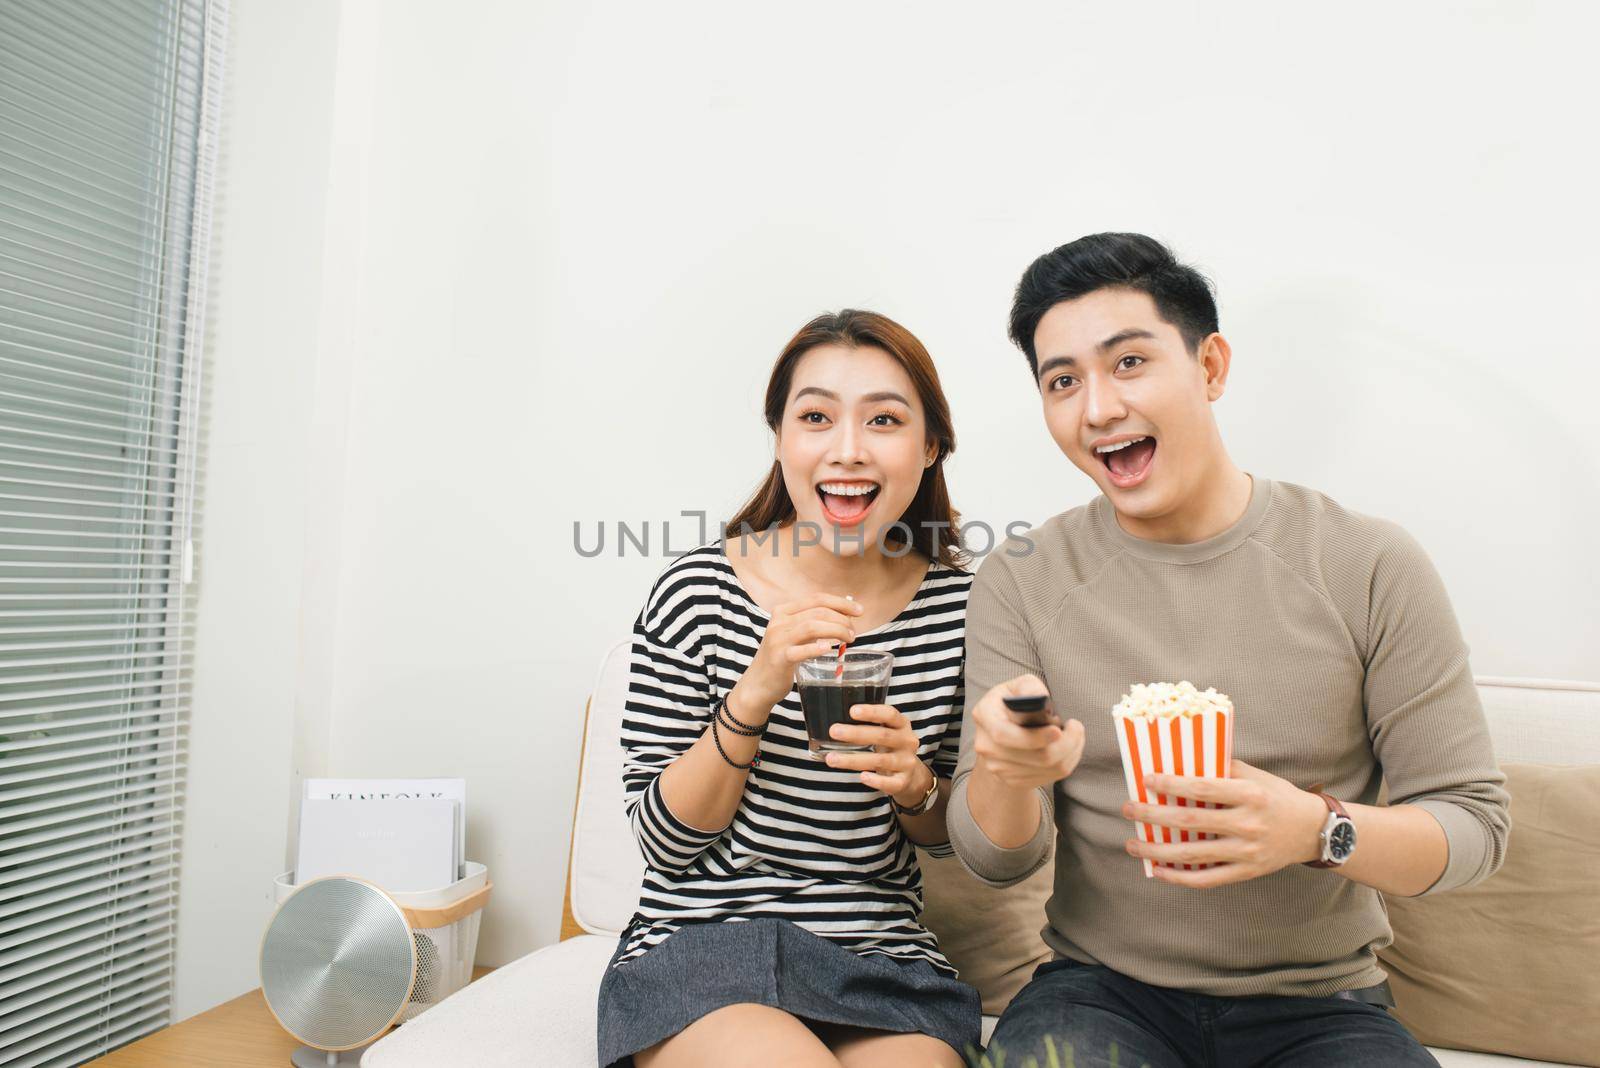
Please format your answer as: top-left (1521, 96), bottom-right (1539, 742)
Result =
top-left (595, 310), bottom-right (981, 1068)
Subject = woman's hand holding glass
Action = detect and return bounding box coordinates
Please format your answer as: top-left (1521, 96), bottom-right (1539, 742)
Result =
top-left (732, 593), bottom-right (865, 715)
top-left (825, 705), bottom-right (935, 806)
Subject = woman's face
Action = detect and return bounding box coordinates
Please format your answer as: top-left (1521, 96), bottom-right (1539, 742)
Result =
top-left (776, 344), bottom-right (934, 557)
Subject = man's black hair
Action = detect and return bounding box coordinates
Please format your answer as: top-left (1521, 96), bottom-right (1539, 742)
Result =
top-left (1008, 233), bottom-right (1219, 377)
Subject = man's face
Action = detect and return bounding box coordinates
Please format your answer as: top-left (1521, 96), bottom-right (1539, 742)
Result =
top-left (1033, 287), bottom-right (1227, 529)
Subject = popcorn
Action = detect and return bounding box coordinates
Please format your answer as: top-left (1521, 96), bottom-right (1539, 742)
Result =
top-left (1112, 680), bottom-right (1233, 720)
top-left (1112, 681), bottom-right (1235, 878)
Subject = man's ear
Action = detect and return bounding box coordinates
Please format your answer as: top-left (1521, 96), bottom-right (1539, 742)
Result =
top-left (1198, 333), bottom-right (1233, 401)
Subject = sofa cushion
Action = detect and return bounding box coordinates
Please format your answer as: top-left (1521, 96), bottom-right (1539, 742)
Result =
top-left (363, 934), bottom-right (618, 1068)
top-left (921, 850), bottom-right (1054, 1016)
top-left (1380, 763), bottom-right (1600, 1068)
top-left (1474, 678), bottom-right (1600, 766)
top-left (570, 641), bottom-right (644, 936)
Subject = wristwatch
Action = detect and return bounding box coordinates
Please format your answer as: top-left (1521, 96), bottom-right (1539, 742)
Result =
top-left (893, 767), bottom-right (940, 816)
top-left (1304, 791), bottom-right (1357, 868)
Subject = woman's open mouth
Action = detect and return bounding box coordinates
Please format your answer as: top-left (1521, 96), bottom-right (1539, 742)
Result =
top-left (1095, 435), bottom-right (1157, 489)
top-left (816, 481), bottom-right (880, 527)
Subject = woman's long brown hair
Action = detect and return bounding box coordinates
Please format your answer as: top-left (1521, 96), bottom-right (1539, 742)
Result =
top-left (726, 310), bottom-right (968, 571)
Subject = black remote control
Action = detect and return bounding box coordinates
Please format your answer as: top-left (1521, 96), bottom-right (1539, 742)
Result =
top-left (1002, 693), bottom-right (1059, 728)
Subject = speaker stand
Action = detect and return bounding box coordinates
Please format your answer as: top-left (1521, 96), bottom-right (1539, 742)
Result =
top-left (290, 1044), bottom-right (372, 1067)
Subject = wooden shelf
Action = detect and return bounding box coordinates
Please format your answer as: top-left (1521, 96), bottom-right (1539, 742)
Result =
top-left (89, 967), bottom-right (492, 1067)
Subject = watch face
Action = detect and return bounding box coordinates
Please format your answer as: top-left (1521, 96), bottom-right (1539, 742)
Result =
top-left (1329, 818), bottom-right (1356, 861)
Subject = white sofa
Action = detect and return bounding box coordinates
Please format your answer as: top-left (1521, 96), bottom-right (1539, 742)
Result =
top-left (364, 641), bottom-right (1597, 1067)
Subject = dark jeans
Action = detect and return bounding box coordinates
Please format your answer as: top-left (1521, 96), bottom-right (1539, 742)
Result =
top-left (980, 960), bottom-right (1438, 1068)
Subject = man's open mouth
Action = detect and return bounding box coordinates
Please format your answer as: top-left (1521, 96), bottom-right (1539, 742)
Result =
top-left (816, 481), bottom-right (880, 526)
top-left (1094, 436), bottom-right (1157, 488)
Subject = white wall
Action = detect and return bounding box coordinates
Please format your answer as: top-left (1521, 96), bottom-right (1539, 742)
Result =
top-left (176, 0), bottom-right (1600, 1018)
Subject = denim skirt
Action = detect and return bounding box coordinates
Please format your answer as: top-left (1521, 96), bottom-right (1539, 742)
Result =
top-left (595, 917), bottom-right (982, 1067)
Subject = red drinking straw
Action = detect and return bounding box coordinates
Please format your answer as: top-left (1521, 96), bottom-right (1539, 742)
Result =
top-left (835, 596), bottom-right (853, 678)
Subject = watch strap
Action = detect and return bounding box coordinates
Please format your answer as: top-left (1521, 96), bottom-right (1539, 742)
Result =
top-left (1305, 790), bottom-right (1351, 868)
top-left (893, 768), bottom-right (939, 815)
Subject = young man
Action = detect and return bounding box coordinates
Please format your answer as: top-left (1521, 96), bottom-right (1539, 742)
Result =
top-left (947, 233), bottom-right (1509, 1067)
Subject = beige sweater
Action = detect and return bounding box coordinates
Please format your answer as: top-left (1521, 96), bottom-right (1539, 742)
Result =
top-left (947, 475), bottom-right (1510, 997)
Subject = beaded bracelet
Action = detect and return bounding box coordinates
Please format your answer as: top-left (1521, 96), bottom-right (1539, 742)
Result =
top-left (710, 712), bottom-right (760, 770)
top-left (716, 699), bottom-right (762, 737)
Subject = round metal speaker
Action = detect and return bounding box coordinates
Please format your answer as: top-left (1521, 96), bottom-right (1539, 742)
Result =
top-left (260, 876), bottom-right (418, 1051)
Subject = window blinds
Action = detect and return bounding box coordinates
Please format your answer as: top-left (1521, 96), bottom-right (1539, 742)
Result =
top-left (0, 0), bottom-right (224, 1063)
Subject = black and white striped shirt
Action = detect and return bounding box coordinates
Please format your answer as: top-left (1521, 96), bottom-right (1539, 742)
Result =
top-left (616, 541), bottom-right (972, 975)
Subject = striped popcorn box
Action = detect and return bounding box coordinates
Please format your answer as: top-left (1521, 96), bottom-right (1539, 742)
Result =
top-left (1112, 682), bottom-right (1235, 878)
